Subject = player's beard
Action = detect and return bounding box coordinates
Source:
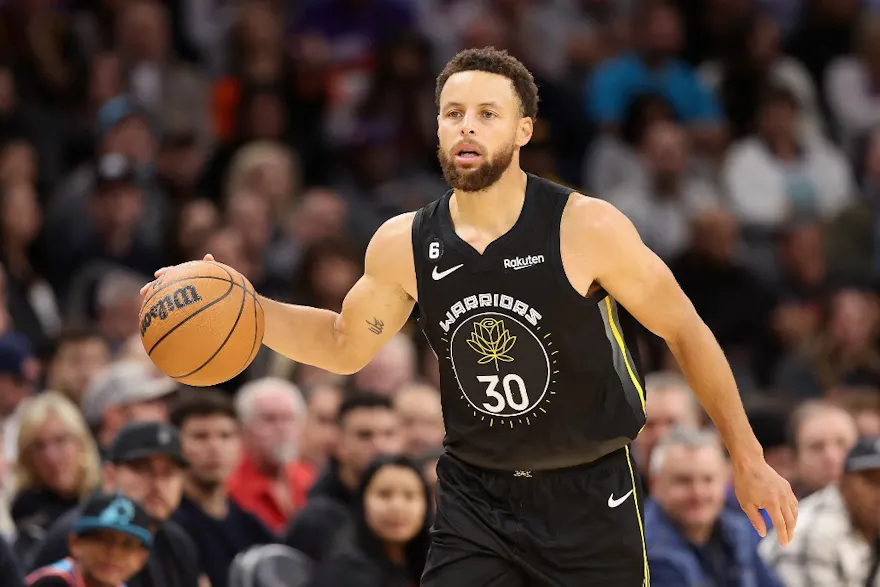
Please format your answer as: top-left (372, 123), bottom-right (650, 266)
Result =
top-left (438, 141), bottom-right (516, 192)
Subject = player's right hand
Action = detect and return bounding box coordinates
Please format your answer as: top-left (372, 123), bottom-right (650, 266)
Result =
top-left (139, 254), bottom-right (215, 296)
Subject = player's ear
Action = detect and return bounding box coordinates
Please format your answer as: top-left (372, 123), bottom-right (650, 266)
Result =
top-left (516, 117), bottom-right (533, 148)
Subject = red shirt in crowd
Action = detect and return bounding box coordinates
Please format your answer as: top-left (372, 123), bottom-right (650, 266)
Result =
top-left (226, 452), bottom-right (317, 533)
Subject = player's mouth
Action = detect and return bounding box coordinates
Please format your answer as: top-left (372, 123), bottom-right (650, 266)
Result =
top-left (454, 143), bottom-right (483, 164)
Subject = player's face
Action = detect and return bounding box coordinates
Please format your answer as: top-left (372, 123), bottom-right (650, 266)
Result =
top-left (652, 445), bottom-right (728, 532)
top-left (437, 71), bottom-right (532, 192)
top-left (363, 465), bottom-right (427, 544)
top-left (70, 530), bottom-right (149, 585)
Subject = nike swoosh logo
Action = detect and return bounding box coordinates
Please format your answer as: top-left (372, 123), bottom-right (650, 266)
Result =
top-left (432, 264), bottom-right (464, 281)
top-left (608, 490), bottom-right (634, 508)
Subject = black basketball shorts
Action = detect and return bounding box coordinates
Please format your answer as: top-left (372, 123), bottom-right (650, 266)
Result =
top-left (421, 447), bottom-right (649, 587)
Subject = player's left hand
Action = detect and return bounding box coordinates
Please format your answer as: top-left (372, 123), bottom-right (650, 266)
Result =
top-left (733, 458), bottom-right (798, 546)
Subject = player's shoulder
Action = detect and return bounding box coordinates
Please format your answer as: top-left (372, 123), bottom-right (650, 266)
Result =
top-left (365, 212), bottom-right (417, 281)
top-left (561, 192), bottom-right (637, 243)
top-left (369, 212), bottom-right (417, 251)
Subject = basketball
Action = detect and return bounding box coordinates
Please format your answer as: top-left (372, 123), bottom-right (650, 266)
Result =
top-left (139, 260), bottom-right (265, 387)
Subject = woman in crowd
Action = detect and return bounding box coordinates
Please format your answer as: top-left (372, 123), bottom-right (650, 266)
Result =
top-left (10, 392), bottom-right (101, 567)
top-left (310, 456), bottom-right (432, 587)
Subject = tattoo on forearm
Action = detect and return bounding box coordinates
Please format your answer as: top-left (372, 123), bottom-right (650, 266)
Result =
top-left (366, 318), bottom-right (385, 335)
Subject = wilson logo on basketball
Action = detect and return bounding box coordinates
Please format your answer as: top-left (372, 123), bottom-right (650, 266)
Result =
top-left (140, 286), bottom-right (203, 335)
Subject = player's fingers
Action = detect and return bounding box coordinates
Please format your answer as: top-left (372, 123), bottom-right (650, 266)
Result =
top-left (780, 498), bottom-right (797, 544)
top-left (139, 283), bottom-right (152, 296)
top-left (203, 254), bottom-right (215, 262)
top-left (743, 505), bottom-right (767, 538)
top-left (767, 504), bottom-right (790, 546)
top-left (154, 266), bottom-right (169, 277)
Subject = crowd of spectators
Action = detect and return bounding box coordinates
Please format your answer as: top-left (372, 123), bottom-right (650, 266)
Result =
top-left (0, 0), bottom-right (880, 585)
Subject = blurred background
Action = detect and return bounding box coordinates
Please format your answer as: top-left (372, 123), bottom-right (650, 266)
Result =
top-left (0, 0), bottom-right (879, 586)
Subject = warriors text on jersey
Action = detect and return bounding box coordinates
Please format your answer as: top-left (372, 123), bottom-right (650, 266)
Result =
top-left (412, 174), bottom-right (647, 471)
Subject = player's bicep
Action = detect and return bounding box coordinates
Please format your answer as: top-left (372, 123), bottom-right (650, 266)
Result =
top-left (589, 205), bottom-right (698, 343)
top-left (334, 213), bottom-right (416, 369)
top-left (336, 272), bottom-right (414, 358)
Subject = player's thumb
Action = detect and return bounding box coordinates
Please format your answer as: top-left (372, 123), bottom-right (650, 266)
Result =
top-left (203, 254), bottom-right (215, 262)
top-left (744, 505), bottom-right (767, 537)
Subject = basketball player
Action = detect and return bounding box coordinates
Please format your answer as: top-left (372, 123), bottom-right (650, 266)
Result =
top-left (144, 48), bottom-right (797, 585)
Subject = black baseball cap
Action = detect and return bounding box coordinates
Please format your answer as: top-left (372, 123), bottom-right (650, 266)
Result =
top-left (108, 421), bottom-right (187, 467)
top-left (845, 436), bottom-right (880, 474)
top-left (73, 492), bottom-right (154, 547)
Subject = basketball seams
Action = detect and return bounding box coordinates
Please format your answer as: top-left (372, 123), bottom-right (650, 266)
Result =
top-left (230, 282), bottom-right (263, 380)
top-left (175, 272), bottom-right (249, 380)
top-left (145, 265), bottom-right (237, 356)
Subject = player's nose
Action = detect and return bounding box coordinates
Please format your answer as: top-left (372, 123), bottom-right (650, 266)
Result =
top-left (459, 116), bottom-right (476, 135)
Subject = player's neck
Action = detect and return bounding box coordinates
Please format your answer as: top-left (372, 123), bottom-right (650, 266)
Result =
top-left (450, 167), bottom-right (528, 236)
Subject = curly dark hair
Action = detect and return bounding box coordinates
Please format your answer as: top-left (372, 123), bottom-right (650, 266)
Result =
top-left (435, 47), bottom-right (539, 120)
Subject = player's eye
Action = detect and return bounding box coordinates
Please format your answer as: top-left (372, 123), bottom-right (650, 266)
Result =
top-left (447, 110), bottom-right (462, 118)
top-left (482, 111), bottom-right (497, 119)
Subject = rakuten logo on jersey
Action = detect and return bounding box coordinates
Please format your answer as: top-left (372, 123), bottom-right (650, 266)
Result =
top-left (503, 254), bottom-right (545, 270)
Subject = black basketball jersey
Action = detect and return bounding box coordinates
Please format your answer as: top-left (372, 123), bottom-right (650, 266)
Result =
top-left (411, 174), bottom-right (647, 471)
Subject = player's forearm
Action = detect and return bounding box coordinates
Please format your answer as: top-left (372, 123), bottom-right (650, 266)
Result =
top-left (258, 296), bottom-right (361, 374)
top-left (666, 320), bottom-right (764, 465)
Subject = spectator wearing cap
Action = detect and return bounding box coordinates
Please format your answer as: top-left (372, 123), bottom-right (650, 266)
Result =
top-left (25, 493), bottom-right (154, 587)
top-left (81, 360), bottom-right (176, 455)
top-left (760, 436), bottom-right (880, 586)
top-left (10, 392), bottom-right (102, 569)
top-left (43, 327), bottom-right (110, 406)
top-left (44, 93), bottom-right (169, 279)
top-left (31, 422), bottom-right (200, 587)
top-left (42, 152), bottom-right (163, 298)
top-left (170, 391), bottom-right (275, 587)
top-left (0, 333), bottom-right (39, 465)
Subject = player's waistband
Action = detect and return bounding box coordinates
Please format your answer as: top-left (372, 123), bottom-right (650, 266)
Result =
top-left (445, 436), bottom-right (632, 477)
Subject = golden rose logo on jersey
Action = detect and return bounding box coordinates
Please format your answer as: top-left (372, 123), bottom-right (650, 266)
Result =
top-left (467, 317), bottom-right (516, 369)
top-left (447, 310), bottom-right (556, 428)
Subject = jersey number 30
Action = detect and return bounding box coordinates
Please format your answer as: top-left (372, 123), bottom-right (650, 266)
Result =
top-left (477, 374), bottom-right (529, 413)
